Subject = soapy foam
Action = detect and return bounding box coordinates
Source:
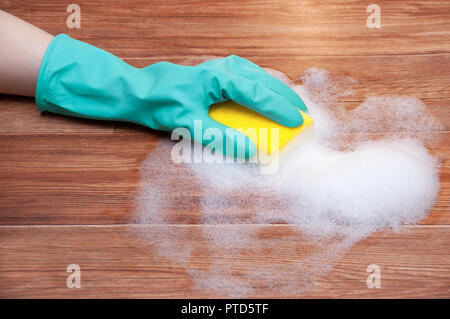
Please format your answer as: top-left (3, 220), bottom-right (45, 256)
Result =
top-left (132, 66), bottom-right (441, 297)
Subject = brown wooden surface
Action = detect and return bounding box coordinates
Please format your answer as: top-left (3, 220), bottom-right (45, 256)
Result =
top-left (0, 0), bottom-right (449, 298)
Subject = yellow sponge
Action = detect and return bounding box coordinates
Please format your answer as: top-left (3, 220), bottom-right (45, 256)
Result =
top-left (209, 101), bottom-right (313, 155)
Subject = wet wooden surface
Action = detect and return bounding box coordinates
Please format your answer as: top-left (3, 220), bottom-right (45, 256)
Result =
top-left (0, 0), bottom-right (449, 298)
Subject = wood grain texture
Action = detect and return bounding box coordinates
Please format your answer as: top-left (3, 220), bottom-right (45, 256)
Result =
top-left (0, 132), bottom-right (448, 226)
top-left (0, 225), bottom-right (449, 298)
top-left (0, 0), bottom-right (449, 298)
top-left (2, 0), bottom-right (450, 57)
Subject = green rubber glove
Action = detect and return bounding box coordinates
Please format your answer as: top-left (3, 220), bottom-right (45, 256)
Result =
top-left (36, 34), bottom-right (306, 159)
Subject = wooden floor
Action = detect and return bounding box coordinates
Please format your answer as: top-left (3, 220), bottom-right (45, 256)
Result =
top-left (0, 0), bottom-right (449, 298)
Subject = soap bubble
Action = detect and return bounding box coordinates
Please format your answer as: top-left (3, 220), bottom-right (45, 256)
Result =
top-left (132, 66), bottom-right (442, 297)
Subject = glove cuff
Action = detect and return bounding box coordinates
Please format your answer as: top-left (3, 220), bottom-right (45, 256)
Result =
top-left (35, 33), bottom-right (147, 122)
top-left (35, 34), bottom-right (71, 114)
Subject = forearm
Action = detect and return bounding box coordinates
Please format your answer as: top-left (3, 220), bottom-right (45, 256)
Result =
top-left (0, 11), bottom-right (305, 159)
top-left (0, 10), bottom-right (53, 96)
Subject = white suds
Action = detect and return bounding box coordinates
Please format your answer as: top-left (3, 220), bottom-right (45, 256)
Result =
top-left (132, 67), bottom-right (442, 297)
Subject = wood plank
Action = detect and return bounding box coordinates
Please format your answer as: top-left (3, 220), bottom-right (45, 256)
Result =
top-left (0, 94), bottom-right (114, 134)
top-left (2, 0), bottom-right (450, 57)
top-left (0, 134), bottom-right (155, 225)
top-left (1, 54), bottom-right (449, 135)
top-left (0, 132), bottom-right (448, 225)
top-left (0, 224), bottom-right (448, 298)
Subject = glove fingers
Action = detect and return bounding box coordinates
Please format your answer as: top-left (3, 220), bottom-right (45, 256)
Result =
top-left (218, 75), bottom-right (304, 128)
top-left (228, 56), bottom-right (307, 112)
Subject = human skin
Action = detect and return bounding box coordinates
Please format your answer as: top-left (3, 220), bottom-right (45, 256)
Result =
top-left (0, 10), bottom-right (53, 96)
top-left (0, 10), bottom-right (304, 154)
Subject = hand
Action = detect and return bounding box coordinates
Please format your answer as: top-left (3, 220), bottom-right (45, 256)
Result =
top-left (37, 35), bottom-right (307, 158)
